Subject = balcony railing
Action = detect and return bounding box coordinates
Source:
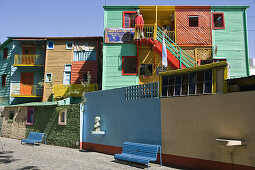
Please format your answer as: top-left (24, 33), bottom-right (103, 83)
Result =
top-left (11, 85), bottom-right (43, 97)
top-left (134, 24), bottom-right (155, 39)
top-left (14, 54), bottom-right (44, 66)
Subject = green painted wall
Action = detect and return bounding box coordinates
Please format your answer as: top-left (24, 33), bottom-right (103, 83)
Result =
top-left (103, 7), bottom-right (139, 90)
top-left (212, 7), bottom-right (250, 78)
top-left (26, 104), bottom-right (80, 148)
top-left (0, 40), bottom-right (13, 105)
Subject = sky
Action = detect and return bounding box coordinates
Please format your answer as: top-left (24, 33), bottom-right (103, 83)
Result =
top-left (0, 0), bottom-right (255, 58)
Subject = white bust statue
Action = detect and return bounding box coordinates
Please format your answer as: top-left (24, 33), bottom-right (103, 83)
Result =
top-left (94, 116), bottom-right (101, 132)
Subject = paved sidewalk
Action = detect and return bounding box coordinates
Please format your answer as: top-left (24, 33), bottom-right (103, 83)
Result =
top-left (0, 137), bottom-right (180, 170)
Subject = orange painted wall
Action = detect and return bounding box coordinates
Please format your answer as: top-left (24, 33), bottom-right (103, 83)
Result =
top-left (176, 7), bottom-right (212, 45)
top-left (71, 61), bottom-right (97, 84)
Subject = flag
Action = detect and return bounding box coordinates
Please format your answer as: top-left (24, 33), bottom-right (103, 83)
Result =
top-left (162, 36), bottom-right (168, 67)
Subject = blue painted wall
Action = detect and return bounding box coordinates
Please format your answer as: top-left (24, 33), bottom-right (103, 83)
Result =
top-left (83, 87), bottom-right (161, 147)
top-left (0, 40), bottom-right (13, 105)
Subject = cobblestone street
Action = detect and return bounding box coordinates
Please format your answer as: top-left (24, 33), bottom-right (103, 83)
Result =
top-left (0, 137), bottom-right (179, 170)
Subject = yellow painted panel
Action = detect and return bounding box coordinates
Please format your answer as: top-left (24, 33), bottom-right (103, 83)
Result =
top-left (53, 84), bottom-right (98, 98)
top-left (138, 46), bottom-right (172, 84)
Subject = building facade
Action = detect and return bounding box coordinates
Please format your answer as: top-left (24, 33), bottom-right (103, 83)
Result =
top-left (102, 5), bottom-right (250, 90)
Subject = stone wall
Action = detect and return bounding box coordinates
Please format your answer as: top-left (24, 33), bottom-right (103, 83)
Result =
top-left (1, 106), bottom-right (27, 139)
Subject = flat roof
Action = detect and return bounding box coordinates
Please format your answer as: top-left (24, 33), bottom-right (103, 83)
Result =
top-left (103, 5), bottom-right (249, 9)
top-left (159, 61), bottom-right (228, 76)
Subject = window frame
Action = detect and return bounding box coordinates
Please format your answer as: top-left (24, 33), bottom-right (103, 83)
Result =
top-left (26, 108), bottom-right (34, 125)
top-left (188, 15), bottom-right (199, 28)
top-left (45, 73), bottom-right (52, 82)
top-left (58, 109), bottom-right (67, 125)
top-left (212, 12), bottom-right (225, 29)
top-left (66, 41), bottom-right (74, 50)
top-left (3, 48), bottom-right (8, 59)
top-left (122, 56), bottom-right (137, 76)
top-left (123, 11), bottom-right (136, 28)
top-left (1, 74), bottom-right (7, 87)
top-left (8, 111), bottom-right (15, 123)
top-left (47, 41), bottom-right (54, 49)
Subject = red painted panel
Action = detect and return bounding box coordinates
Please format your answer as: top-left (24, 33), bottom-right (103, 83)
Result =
top-left (176, 8), bottom-right (212, 45)
top-left (71, 61), bottom-right (97, 84)
top-left (80, 142), bottom-right (254, 170)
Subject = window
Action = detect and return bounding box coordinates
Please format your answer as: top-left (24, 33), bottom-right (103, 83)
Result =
top-left (66, 41), bottom-right (73, 50)
top-left (3, 48), bottom-right (8, 59)
top-left (189, 16), bottom-right (199, 27)
top-left (212, 13), bottom-right (225, 29)
top-left (26, 108), bottom-right (34, 125)
top-left (58, 110), bottom-right (67, 125)
top-left (1, 74), bottom-right (7, 86)
top-left (161, 69), bottom-right (213, 97)
top-left (140, 64), bottom-right (152, 76)
top-left (45, 73), bottom-right (52, 82)
top-left (8, 111), bottom-right (15, 122)
top-left (63, 65), bottom-right (71, 84)
top-left (47, 41), bottom-right (54, 49)
top-left (123, 11), bottom-right (136, 28)
top-left (122, 56), bottom-right (137, 75)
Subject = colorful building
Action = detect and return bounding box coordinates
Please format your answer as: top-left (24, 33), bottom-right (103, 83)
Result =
top-left (0, 37), bottom-right (46, 105)
top-left (43, 37), bottom-right (103, 102)
top-left (0, 36), bottom-right (103, 105)
top-left (102, 5), bottom-right (250, 90)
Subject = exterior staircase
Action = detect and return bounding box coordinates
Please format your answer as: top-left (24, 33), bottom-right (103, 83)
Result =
top-left (137, 27), bottom-right (198, 69)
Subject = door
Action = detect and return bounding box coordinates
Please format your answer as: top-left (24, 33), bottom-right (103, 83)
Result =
top-left (22, 45), bottom-right (35, 64)
top-left (20, 72), bottom-right (34, 95)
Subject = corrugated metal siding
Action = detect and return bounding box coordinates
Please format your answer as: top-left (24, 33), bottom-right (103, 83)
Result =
top-left (0, 41), bottom-right (13, 102)
top-left (176, 7), bottom-right (212, 45)
top-left (211, 7), bottom-right (249, 78)
top-left (71, 61), bottom-right (97, 84)
top-left (103, 8), bottom-right (138, 90)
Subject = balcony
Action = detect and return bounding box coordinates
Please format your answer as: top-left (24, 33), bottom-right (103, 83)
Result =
top-left (53, 84), bottom-right (98, 99)
top-left (13, 54), bottom-right (44, 66)
top-left (11, 85), bottom-right (43, 97)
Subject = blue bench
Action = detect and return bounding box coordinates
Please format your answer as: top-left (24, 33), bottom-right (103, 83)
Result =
top-left (21, 132), bottom-right (47, 145)
top-left (114, 142), bottom-right (162, 169)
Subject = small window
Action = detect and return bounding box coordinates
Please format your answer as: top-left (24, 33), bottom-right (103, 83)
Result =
top-left (45, 73), bottom-right (52, 82)
top-left (122, 56), bottom-right (137, 75)
top-left (123, 11), bottom-right (136, 28)
top-left (3, 48), bottom-right (8, 59)
top-left (174, 76), bottom-right (182, 96)
top-left (58, 110), bottom-right (67, 125)
top-left (26, 108), bottom-right (34, 125)
top-left (66, 41), bottom-right (73, 50)
top-left (189, 72), bottom-right (196, 95)
top-left (212, 13), bottom-right (225, 29)
top-left (47, 41), bottom-right (54, 49)
top-left (64, 64), bottom-right (72, 71)
top-left (140, 64), bottom-right (152, 76)
top-left (1, 74), bottom-right (7, 86)
top-left (204, 70), bottom-right (212, 94)
top-left (189, 16), bottom-right (199, 27)
top-left (8, 111), bottom-right (15, 122)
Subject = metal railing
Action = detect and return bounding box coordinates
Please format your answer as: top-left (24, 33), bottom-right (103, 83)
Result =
top-left (156, 27), bottom-right (198, 68)
top-left (11, 85), bottom-right (43, 97)
top-left (134, 24), bottom-right (155, 39)
top-left (166, 31), bottom-right (175, 43)
top-left (14, 54), bottom-right (43, 66)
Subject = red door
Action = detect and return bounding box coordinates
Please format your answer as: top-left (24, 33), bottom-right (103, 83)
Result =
top-left (20, 73), bottom-right (34, 95)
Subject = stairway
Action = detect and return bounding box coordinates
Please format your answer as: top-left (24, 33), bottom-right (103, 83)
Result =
top-left (137, 27), bottom-right (198, 69)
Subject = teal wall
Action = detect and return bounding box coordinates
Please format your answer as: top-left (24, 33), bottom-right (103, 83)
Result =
top-left (103, 7), bottom-right (138, 90)
top-left (0, 40), bottom-right (13, 105)
top-left (26, 104), bottom-right (80, 148)
top-left (212, 7), bottom-right (250, 78)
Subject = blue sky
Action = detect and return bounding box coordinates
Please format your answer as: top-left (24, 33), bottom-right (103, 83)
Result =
top-left (0, 0), bottom-right (254, 58)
